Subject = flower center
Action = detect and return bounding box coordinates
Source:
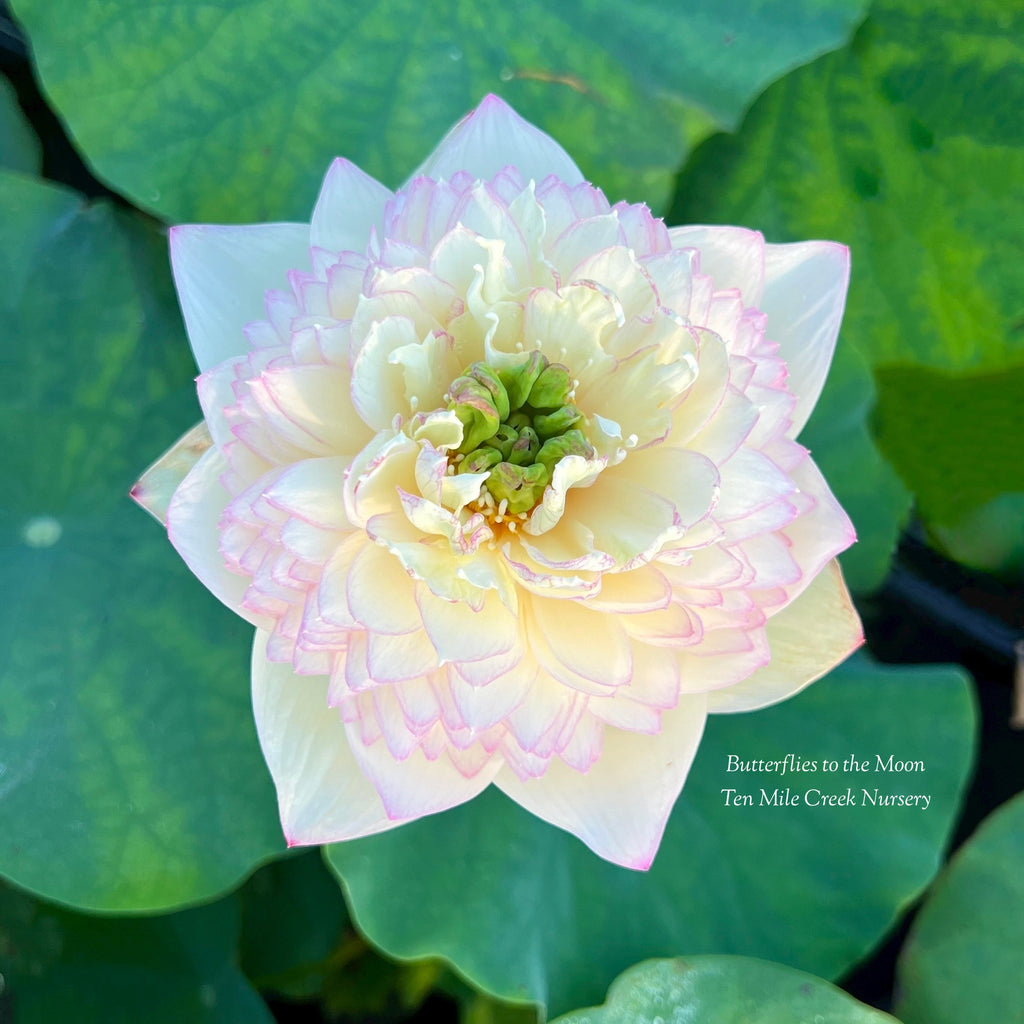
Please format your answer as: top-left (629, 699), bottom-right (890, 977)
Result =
top-left (446, 352), bottom-right (595, 521)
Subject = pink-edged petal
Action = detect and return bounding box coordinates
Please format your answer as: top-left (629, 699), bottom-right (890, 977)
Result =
top-left (413, 94), bottom-right (584, 187)
top-left (416, 586), bottom-right (521, 664)
top-left (707, 559), bottom-right (863, 713)
top-left (530, 597), bottom-right (633, 690)
top-left (775, 455), bottom-right (857, 601)
top-left (347, 541), bottom-right (423, 635)
top-left (131, 421), bottom-right (212, 526)
top-left (169, 222), bottom-right (310, 372)
top-left (310, 158), bottom-right (392, 254)
top-left (251, 629), bottom-right (399, 845)
top-left (263, 457), bottom-right (352, 529)
top-left (343, 717), bottom-right (500, 819)
top-left (668, 225), bottom-right (766, 306)
top-left (495, 691), bottom-right (708, 869)
top-left (760, 240), bottom-right (850, 437)
top-left (166, 445), bottom-right (265, 625)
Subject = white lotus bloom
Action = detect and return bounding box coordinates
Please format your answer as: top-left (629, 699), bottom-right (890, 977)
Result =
top-left (134, 95), bottom-right (861, 870)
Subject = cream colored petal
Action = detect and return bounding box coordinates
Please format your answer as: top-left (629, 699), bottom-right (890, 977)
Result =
top-left (343, 718), bottom-right (501, 819)
top-left (707, 559), bottom-right (863, 712)
top-left (165, 445), bottom-right (267, 626)
top-left (495, 691), bottom-right (708, 870)
top-left (251, 629), bottom-right (398, 845)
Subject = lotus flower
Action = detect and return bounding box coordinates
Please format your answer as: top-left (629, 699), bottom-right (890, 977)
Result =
top-left (134, 96), bottom-right (862, 870)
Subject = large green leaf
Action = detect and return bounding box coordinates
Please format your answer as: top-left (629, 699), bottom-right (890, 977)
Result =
top-left (0, 75), bottom-right (40, 174)
top-left (800, 340), bottom-right (911, 593)
top-left (552, 956), bottom-right (900, 1024)
top-left (0, 170), bottom-right (284, 911)
top-left (0, 880), bottom-right (274, 1023)
top-left (12, 0), bottom-right (866, 223)
top-left (895, 792), bottom-right (1024, 1024)
top-left (327, 655), bottom-right (974, 1016)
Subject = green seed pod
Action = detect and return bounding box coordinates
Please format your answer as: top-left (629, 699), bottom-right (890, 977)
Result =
top-left (466, 362), bottom-right (511, 421)
top-left (498, 351), bottom-right (547, 411)
top-left (527, 362), bottom-right (573, 410)
top-left (508, 426), bottom-right (540, 466)
top-left (506, 410), bottom-right (531, 432)
top-left (448, 376), bottom-right (501, 452)
top-left (483, 423), bottom-right (519, 460)
top-left (486, 462), bottom-right (551, 515)
top-left (458, 447), bottom-right (503, 474)
top-left (534, 404), bottom-right (582, 439)
top-left (536, 429), bottom-right (593, 475)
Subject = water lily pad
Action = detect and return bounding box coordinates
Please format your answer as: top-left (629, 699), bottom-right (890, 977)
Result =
top-left (0, 170), bottom-right (284, 911)
top-left (0, 880), bottom-right (274, 1023)
top-left (895, 792), bottom-right (1024, 1024)
top-left (0, 75), bottom-right (40, 174)
top-left (552, 956), bottom-right (900, 1024)
top-left (327, 654), bottom-right (974, 1016)
top-left (11, 0), bottom-right (866, 222)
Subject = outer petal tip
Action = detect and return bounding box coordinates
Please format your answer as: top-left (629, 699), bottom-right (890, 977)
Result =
top-left (170, 220), bottom-right (311, 372)
top-left (412, 94), bottom-right (585, 187)
top-left (761, 238), bottom-right (852, 437)
top-left (132, 420), bottom-right (212, 526)
top-left (310, 158), bottom-right (392, 253)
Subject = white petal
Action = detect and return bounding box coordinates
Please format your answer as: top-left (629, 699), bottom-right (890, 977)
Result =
top-left (412, 94), bottom-right (584, 187)
top-left (251, 629), bottom-right (398, 845)
top-left (707, 559), bottom-right (863, 712)
top-left (668, 225), bottom-right (765, 306)
top-left (760, 240), bottom-right (850, 437)
top-left (310, 158), bottom-right (392, 254)
top-left (166, 446), bottom-right (264, 625)
top-left (495, 691), bottom-right (708, 869)
top-left (169, 223), bottom-right (310, 372)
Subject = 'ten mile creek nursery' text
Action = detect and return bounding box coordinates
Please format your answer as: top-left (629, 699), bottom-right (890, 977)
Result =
top-left (721, 754), bottom-right (932, 809)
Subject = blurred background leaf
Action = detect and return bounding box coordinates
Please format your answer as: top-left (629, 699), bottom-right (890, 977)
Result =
top-left (238, 850), bottom-right (350, 1001)
top-left (895, 792), bottom-right (1024, 1024)
top-left (0, 879), bottom-right (274, 1022)
top-left (0, 74), bottom-right (38, 173)
top-left (11, 0), bottom-right (867, 223)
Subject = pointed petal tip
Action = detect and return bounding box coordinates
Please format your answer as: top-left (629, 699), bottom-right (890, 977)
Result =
top-left (412, 93), bottom-right (584, 187)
